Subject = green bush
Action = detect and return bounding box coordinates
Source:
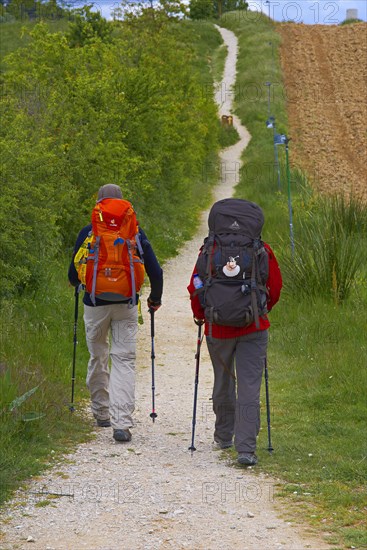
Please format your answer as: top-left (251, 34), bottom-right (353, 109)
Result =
top-left (67, 6), bottom-right (113, 47)
top-left (189, 0), bottom-right (215, 20)
top-left (340, 18), bottom-right (363, 25)
top-left (218, 122), bottom-right (240, 147)
top-left (2, 0), bottom-right (68, 21)
top-left (0, 17), bottom-right (221, 298)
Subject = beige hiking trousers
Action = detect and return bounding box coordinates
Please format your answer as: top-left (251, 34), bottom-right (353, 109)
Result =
top-left (84, 303), bottom-right (138, 430)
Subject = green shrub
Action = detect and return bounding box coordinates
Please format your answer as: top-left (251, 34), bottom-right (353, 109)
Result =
top-left (189, 0), bottom-right (215, 20)
top-left (0, 18), bottom-right (221, 298)
top-left (67, 6), bottom-right (113, 47)
top-left (218, 122), bottom-right (240, 147)
top-left (340, 18), bottom-right (363, 25)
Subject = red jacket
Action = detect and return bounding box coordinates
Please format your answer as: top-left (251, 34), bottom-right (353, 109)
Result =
top-left (187, 243), bottom-right (282, 338)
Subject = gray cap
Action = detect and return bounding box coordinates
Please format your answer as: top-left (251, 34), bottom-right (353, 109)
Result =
top-left (97, 184), bottom-right (123, 201)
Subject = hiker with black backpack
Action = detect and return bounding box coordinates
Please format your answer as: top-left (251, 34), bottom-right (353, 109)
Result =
top-left (187, 198), bottom-right (282, 466)
top-left (68, 184), bottom-right (163, 443)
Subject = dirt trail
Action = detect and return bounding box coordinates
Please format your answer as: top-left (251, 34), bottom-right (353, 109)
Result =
top-left (278, 23), bottom-right (367, 201)
top-left (0, 27), bottom-right (331, 550)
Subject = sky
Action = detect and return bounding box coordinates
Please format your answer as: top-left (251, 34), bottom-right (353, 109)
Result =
top-left (69, 0), bottom-right (367, 23)
top-left (248, 0), bottom-right (367, 24)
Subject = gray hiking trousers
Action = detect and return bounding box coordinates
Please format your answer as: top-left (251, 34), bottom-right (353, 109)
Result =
top-left (206, 330), bottom-right (268, 453)
top-left (84, 303), bottom-right (137, 430)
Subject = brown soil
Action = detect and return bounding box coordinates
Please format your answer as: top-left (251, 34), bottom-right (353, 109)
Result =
top-left (278, 23), bottom-right (367, 201)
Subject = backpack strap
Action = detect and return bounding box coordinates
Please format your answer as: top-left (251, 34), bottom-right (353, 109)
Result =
top-left (250, 255), bottom-right (260, 329)
top-left (251, 240), bottom-right (269, 328)
top-left (90, 236), bottom-right (101, 306)
top-left (255, 242), bottom-right (270, 305)
top-left (205, 232), bottom-right (215, 279)
top-left (126, 239), bottom-right (136, 307)
top-left (135, 231), bottom-right (144, 259)
top-left (205, 233), bottom-right (216, 335)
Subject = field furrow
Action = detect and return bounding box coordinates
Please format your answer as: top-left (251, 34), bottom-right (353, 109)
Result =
top-left (278, 23), bottom-right (367, 201)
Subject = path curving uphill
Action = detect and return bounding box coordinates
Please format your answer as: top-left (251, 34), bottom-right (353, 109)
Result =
top-left (0, 27), bottom-right (330, 550)
top-left (278, 23), bottom-right (367, 202)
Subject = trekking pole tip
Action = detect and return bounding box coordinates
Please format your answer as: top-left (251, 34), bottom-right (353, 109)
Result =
top-left (150, 412), bottom-right (157, 422)
top-left (188, 446), bottom-right (196, 454)
top-left (69, 405), bottom-right (75, 413)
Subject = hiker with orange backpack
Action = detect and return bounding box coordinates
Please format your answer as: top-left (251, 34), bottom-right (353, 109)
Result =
top-left (68, 184), bottom-right (163, 443)
top-left (187, 198), bottom-right (282, 465)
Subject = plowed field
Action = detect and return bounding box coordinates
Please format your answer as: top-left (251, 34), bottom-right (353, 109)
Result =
top-left (278, 23), bottom-right (367, 201)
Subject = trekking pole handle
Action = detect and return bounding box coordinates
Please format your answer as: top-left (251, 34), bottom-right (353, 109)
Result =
top-left (149, 308), bottom-right (155, 339)
top-left (195, 323), bottom-right (202, 360)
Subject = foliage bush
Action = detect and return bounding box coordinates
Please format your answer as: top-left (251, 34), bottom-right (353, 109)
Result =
top-left (67, 6), bottom-right (113, 47)
top-left (189, 0), bottom-right (215, 20)
top-left (1, 0), bottom-right (67, 21)
top-left (340, 18), bottom-right (363, 25)
top-left (218, 122), bottom-right (240, 147)
top-left (189, 0), bottom-right (248, 19)
top-left (0, 15), bottom-right (220, 299)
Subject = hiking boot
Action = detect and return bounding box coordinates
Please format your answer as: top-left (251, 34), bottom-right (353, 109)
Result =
top-left (214, 437), bottom-right (233, 450)
top-left (96, 419), bottom-right (111, 428)
top-left (113, 429), bottom-right (132, 442)
top-left (237, 452), bottom-right (258, 466)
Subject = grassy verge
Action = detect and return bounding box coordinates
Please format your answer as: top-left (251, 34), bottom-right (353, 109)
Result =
top-left (212, 40), bottom-right (227, 81)
top-left (219, 11), bottom-right (367, 549)
top-left (219, 123), bottom-right (240, 148)
top-left (0, 261), bottom-right (92, 504)
top-left (0, 19), bottom-right (223, 506)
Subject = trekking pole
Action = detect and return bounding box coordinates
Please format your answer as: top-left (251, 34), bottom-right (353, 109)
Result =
top-left (149, 309), bottom-right (157, 422)
top-left (69, 285), bottom-right (81, 413)
top-left (189, 323), bottom-right (203, 455)
top-left (264, 356), bottom-right (274, 453)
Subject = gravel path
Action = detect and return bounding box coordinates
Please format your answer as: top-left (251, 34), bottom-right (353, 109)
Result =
top-left (0, 27), bottom-right (331, 550)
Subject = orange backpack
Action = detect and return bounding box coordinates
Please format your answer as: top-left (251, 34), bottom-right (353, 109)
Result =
top-left (84, 198), bottom-right (145, 305)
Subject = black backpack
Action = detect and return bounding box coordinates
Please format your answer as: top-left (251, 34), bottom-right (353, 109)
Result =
top-left (194, 198), bottom-right (269, 329)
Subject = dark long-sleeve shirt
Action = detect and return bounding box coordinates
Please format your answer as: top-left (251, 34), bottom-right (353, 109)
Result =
top-left (68, 224), bottom-right (163, 307)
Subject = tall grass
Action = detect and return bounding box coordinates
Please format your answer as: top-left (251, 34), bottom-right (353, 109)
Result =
top-left (0, 260), bottom-right (91, 504)
top-left (219, 11), bottom-right (367, 548)
top-left (283, 194), bottom-right (367, 303)
top-left (211, 40), bottom-right (227, 83)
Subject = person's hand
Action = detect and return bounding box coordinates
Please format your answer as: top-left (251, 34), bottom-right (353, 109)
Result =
top-left (147, 297), bottom-right (161, 312)
top-left (194, 317), bottom-right (205, 326)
